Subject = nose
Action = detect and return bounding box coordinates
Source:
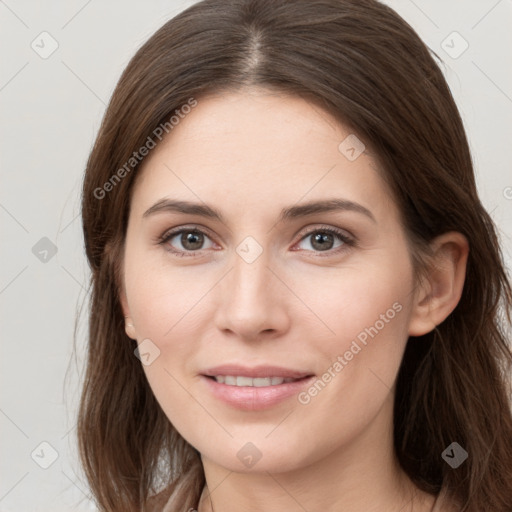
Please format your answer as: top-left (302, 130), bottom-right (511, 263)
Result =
top-left (213, 248), bottom-right (290, 341)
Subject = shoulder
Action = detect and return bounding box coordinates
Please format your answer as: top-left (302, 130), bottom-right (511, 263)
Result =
top-left (432, 486), bottom-right (462, 512)
top-left (146, 485), bottom-right (174, 512)
top-left (146, 481), bottom-right (201, 512)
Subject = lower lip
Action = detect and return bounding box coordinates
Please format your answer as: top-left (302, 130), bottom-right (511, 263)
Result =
top-left (201, 375), bottom-right (315, 411)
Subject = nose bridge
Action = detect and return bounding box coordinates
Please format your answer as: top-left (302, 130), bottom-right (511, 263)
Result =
top-left (227, 232), bottom-right (272, 292)
top-left (214, 237), bottom-right (288, 337)
top-left (228, 242), bottom-right (274, 308)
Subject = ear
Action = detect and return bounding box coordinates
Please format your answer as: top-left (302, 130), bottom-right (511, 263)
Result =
top-left (119, 287), bottom-right (137, 340)
top-left (408, 231), bottom-right (469, 337)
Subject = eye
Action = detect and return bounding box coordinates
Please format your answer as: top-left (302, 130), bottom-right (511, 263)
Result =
top-left (159, 227), bottom-right (216, 257)
top-left (293, 226), bottom-right (355, 256)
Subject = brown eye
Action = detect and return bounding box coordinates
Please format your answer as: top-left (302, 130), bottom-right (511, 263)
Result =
top-left (160, 228), bottom-right (215, 256)
top-left (295, 227), bottom-right (355, 256)
top-left (178, 231), bottom-right (205, 251)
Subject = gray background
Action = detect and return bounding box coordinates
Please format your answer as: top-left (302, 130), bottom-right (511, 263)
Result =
top-left (1, 1), bottom-right (511, 510)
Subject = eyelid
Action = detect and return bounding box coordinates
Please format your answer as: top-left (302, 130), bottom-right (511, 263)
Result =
top-left (159, 223), bottom-right (216, 242)
top-left (157, 223), bottom-right (357, 257)
top-left (294, 223), bottom-right (355, 243)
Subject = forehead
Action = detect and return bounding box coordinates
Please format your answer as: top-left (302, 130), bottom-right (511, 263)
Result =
top-left (130, 89), bottom-right (399, 227)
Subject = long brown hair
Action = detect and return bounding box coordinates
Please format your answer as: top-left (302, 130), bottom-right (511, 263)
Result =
top-left (78, 0), bottom-right (512, 510)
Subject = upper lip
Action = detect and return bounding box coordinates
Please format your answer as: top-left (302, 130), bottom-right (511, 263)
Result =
top-left (202, 364), bottom-right (314, 379)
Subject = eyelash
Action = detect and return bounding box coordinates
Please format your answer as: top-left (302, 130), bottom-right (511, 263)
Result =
top-left (157, 224), bottom-right (356, 259)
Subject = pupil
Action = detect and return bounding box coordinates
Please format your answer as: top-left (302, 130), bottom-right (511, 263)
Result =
top-left (183, 231), bottom-right (203, 250)
top-left (312, 232), bottom-right (333, 251)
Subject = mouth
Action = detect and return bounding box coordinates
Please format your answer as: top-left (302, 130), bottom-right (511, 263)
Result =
top-left (202, 364), bottom-right (313, 381)
top-left (205, 375), bottom-right (307, 386)
top-left (200, 365), bottom-right (315, 410)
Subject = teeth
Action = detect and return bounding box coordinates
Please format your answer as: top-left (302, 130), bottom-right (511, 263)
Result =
top-left (254, 378), bottom-right (272, 386)
top-left (212, 375), bottom-right (298, 386)
top-left (236, 376), bottom-right (253, 386)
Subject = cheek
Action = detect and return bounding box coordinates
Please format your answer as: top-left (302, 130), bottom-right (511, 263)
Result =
top-left (302, 253), bottom-right (413, 351)
top-left (292, 254), bottom-right (413, 422)
top-left (123, 252), bottom-right (211, 441)
top-left (304, 253), bottom-right (413, 385)
top-left (124, 247), bottom-right (209, 343)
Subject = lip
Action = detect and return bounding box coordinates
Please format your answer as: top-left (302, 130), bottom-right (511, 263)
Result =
top-left (200, 364), bottom-right (315, 411)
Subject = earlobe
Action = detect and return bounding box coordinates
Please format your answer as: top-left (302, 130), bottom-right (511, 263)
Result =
top-left (408, 231), bottom-right (469, 337)
top-left (124, 317), bottom-right (137, 340)
top-left (119, 289), bottom-right (137, 340)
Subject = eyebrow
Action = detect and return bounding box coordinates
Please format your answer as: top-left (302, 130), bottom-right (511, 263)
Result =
top-left (143, 198), bottom-right (376, 224)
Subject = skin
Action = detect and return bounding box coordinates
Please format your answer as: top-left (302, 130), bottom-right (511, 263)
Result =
top-left (120, 88), bottom-right (468, 512)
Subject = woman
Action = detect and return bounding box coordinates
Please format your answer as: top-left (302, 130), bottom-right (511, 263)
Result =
top-left (77, 0), bottom-right (512, 511)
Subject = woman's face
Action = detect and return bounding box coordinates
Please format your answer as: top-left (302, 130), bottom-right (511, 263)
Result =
top-left (121, 89), bottom-right (421, 473)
